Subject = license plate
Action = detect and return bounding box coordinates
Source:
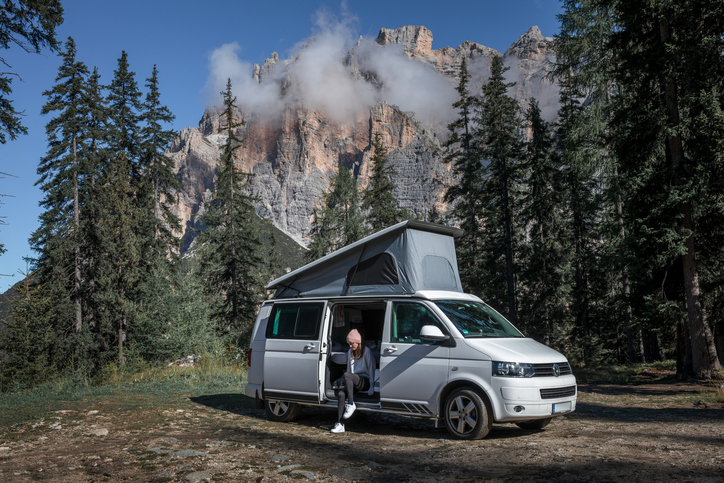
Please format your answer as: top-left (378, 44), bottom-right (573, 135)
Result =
top-left (552, 402), bottom-right (571, 413)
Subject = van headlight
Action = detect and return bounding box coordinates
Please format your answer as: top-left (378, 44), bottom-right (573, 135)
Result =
top-left (493, 361), bottom-right (535, 377)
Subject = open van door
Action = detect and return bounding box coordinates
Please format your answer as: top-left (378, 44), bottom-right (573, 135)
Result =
top-left (317, 305), bottom-right (332, 402)
top-left (263, 301), bottom-right (328, 404)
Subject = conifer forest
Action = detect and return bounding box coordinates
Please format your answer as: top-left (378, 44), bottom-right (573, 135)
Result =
top-left (1, 0), bottom-right (723, 393)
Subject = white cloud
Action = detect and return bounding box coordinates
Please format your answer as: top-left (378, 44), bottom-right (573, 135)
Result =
top-left (204, 8), bottom-right (457, 129)
top-left (203, 8), bottom-right (558, 130)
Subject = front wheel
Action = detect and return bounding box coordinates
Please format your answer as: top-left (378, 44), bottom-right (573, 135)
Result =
top-left (515, 417), bottom-right (552, 430)
top-left (444, 387), bottom-right (492, 440)
top-left (265, 400), bottom-right (301, 422)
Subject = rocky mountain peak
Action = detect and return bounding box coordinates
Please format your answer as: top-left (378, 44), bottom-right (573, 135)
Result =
top-left (253, 52), bottom-right (280, 83)
top-left (504, 26), bottom-right (551, 61)
top-left (376, 25), bottom-right (433, 56)
top-left (170, 25), bottom-right (560, 249)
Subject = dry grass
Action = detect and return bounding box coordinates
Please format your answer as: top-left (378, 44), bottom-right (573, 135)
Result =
top-left (0, 351), bottom-right (247, 429)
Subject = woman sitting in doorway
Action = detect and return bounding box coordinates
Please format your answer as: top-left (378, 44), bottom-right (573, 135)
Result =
top-left (331, 329), bottom-right (375, 433)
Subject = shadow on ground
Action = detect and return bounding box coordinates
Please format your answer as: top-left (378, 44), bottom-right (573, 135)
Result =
top-left (190, 393), bottom-right (565, 441)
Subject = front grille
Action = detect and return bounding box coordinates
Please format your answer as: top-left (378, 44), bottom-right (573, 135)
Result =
top-left (540, 386), bottom-right (576, 399)
top-left (532, 362), bottom-right (572, 377)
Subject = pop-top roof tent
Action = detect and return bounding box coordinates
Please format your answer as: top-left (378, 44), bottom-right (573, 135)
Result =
top-left (268, 220), bottom-right (465, 299)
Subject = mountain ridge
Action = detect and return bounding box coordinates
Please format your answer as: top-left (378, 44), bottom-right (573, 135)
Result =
top-left (170, 25), bottom-right (557, 250)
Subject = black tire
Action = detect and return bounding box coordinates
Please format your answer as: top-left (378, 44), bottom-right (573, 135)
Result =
top-left (515, 418), bottom-right (552, 430)
top-left (444, 387), bottom-right (492, 440)
top-left (265, 400), bottom-right (301, 422)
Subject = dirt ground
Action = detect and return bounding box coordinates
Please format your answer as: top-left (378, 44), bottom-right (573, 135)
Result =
top-left (1, 382), bottom-right (722, 482)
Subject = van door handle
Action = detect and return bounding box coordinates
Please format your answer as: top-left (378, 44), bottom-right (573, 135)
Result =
top-left (385, 346), bottom-right (398, 353)
top-left (304, 343), bottom-right (316, 351)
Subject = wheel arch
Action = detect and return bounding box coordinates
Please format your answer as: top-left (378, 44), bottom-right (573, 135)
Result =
top-left (438, 379), bottom-right (495, 421)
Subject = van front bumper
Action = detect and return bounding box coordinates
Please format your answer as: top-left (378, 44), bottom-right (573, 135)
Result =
top-left (492, 375), bottom-right (577, 422)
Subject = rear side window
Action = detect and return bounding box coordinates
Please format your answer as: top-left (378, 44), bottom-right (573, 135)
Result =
top-left (266, 303), bottom-right (324, 340)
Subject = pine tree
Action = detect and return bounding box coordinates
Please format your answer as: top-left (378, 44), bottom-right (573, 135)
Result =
top-left (31, 37), bottom-right (88, 335)
top-left (306, 167), bottom-right (365, 262)
top-left (92, 51), bottom-right (146, 366)
top-left (553, 0), bottom-right (639, 364)
top-left (139, 65), bottom-right (180, 256)
top-left (196, 79), bottom-right (264, 345)
top-left (105, 51), bottom-right (143, 167)
top-left (306, 202), bottom-right (337, 262)
top-left (475, 55), bottom-right (523, 324)
top-left (606, 0), bottom-right (723, 378)
top-left (362, 133), bottom-right (405, 231)
top-left (81, 67), bottom-right (108, 334)
top-left (443, 57), bottom-right (484, 294)
top-left (133, 259), bottom-right (217, 362)
top-left (0, 269), bottom-right (54, 391)
top-left (93, 158), bottom-right (142, 366)
top-left (553, 72), bottom-right (603, 365)
top-left (130, 65), bottom-right (183, 359)
top-left (518, 100), bottom-right (570, 345)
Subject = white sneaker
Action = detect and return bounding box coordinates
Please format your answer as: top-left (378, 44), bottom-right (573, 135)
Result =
top-left (330, 422), bottom-right (345, 433)
top-left (343, 402), bottom-right (356, 419)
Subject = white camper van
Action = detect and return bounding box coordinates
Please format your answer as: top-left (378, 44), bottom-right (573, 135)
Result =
top-left (245, 221), bottom-right (576, 439)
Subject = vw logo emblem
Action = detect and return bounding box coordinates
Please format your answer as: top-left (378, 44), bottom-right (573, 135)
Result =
top-left (552, 364), bottom-right (560, 377)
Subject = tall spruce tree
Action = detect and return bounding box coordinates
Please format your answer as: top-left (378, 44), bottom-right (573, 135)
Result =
top-left (553, 0), bottom-right (640, 364)
top-left (105, 51), bottom-right (142, 169)
top-left (31, 37), bottom-right (88, 336)
top-left (475, 55), bottom-right (523, 323)
top-left (81, 67), bottom-right (108, 335)
top-left (306, 166), bottom-right (364, 262)
top-left (518, 100), bottom-right (570, 345)
top-left (139, 65), bottom-right (180, 255)
top-left (196, 79), bottom-right (263, 345)
top-left (94, 51), bottom-right (146, 365)
top-left (443, 57), bottom-right (484, 294)
top-left (362, 133), bottom-right (405, 231)
top-left (553, 73), bottom-right (602, 365)
top-left (93, 156), bottom-right (142, 366)
top-left (132, 66), bottom-right (182, 357)
top-left (606, 0), bottom-right (722, 378)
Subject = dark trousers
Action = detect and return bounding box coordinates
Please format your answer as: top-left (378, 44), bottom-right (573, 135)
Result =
top-left (336, 372), bottom-right (363, 422)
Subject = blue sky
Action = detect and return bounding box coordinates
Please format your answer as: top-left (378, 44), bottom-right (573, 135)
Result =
top-left (0, 0), bottom-right (563, 289)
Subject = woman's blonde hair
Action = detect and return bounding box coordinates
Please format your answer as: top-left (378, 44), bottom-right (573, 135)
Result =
top-left (351, 343), bottom-right (363, 360)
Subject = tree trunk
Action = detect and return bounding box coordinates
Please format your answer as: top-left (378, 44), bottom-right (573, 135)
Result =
top-left (229, 156), bottom-right (238, 329)
top-left (571, 173), bottom-right (589, 364)
top-left (681, 205), bottom-right (720, 377)
top-left (118, 315), bottom-right (126, 366)
top-left (640, 329), bottom-right (650, 363)
top-left (715, 317), bottom-right (724, 369)
top-left (613, 166), bottom-right (635, 364)
top-left (659, 18), bottom-right (720, 379)
top-left (73, 135), bottom-right (82, 333)
top-left (501, 160), bottom-right (517, 324)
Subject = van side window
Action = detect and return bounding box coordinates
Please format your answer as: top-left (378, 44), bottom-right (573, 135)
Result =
top-left (391, 302), bottom-right (446, 344)
top-left (266, 303), bottom-right (324, 340)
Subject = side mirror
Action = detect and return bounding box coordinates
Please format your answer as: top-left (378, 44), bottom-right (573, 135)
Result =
top-left (420, 325), bottom-right (449, 341)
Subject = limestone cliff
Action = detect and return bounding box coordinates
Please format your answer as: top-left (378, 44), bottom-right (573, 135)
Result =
top-left (170, 25), bottom-right (557, 249)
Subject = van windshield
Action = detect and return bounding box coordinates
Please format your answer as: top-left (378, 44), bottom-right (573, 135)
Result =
top-left (434, 300), bottom-right (524, 338)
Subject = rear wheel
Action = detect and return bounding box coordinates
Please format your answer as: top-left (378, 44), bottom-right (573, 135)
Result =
top-left (444, 387), bottom-right (492, 440)
top-left (265, 400), bottom-right (301, 422)
top-left (515, 418), bottom-right (552, 430)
